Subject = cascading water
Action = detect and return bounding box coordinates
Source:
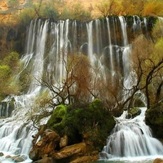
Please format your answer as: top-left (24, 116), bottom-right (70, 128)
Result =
top-left (0, 19), bottom-right (50, 163)
top-left (99, 108), bottom-right (163, 162)
top-left (0, 16), bottom-right (162, 162)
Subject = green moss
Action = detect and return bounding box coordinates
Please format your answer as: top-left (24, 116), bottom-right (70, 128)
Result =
top-left (47, 105), bottom-right (67, 129)
top-left (47, 99), bottom-right (115, 151)
top-left (127, 107), bottom-right (141, 118)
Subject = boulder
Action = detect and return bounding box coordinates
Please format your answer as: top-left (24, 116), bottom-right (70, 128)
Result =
top-left (13, 156), bottom-right (25, 162)
top-left (59, 135), bottom-right (68, 148)
top-left (0, 152), bottom-right (4, 156)
top-left (70, 152), bottom-right (98, 163)
top-left (52, 142), bottom-right (87, 160)
top-left (153, 158), bottom-right (163, 163)
top-left (33, 155), bottom-right (55, 163)
top-left (29, 129), bottom-right (60, 161)
top-left (127, 107), bottom-right (141, 119)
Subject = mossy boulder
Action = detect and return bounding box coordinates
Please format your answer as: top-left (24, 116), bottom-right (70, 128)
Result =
top-left (127, 107), bottom-right (141, 119)
top-left (47, 104), bottom-right (67, 132)
top-left (145, 101), bottom-right (163, 138)
top-left (47, 99), bottom-right (116, 151)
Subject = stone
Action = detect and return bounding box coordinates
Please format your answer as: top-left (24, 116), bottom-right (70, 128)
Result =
top-left (0, 152), bottom-right (4, 156)
top-left (70, 155), bottom-right (98, 163)
top-left (13, 156), bottom-right (25, 162)
top-left (127, 107), bottom-right (141, 119)
top-left (29, 129), bottom-right (60, 161)
top-left (33, 155), bottom-right (55, 163)
top-left (53, 142), bottom-right (87, 159)
top-left (146, 102), bottom-right (163, 138)
top-left (153, 158), bottom-right (163, 163)
top-left (59, 135), bottom-right (68, 148)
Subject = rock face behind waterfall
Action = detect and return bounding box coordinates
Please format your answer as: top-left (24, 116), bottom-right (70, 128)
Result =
top-left (146, 101), bottom-right (163, 139)
top-left (29, 100), bottom-right (115, 162)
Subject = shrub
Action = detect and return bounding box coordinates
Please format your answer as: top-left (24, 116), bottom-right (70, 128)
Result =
top-left (40, 5), bottom-right (59, 19)
top-left (47, 99), bottom-right (115, 150)
top-left (59, 2), bottom-right (91, 21)
top-left (18, 8), bottom-right (36, 27)
top-left (0, 51), bottom-right (21, 100)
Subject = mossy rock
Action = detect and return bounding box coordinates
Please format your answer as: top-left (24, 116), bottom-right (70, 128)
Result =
top-left (47, 99), bottom-right (116, 151)
top-left (127, 107), bottom-right (141, 119)
top-left (145, 101), bottom-right (163, 138)
top-left (47, 105), bottom-right (67, 132)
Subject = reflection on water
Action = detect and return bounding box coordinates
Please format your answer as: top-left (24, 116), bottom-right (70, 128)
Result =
top-left (93, 156), bottom-right (163, 163)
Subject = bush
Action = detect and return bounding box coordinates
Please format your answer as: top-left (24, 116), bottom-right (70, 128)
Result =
top-left (47, 99), bottom-right (115, 151)
top-left (40, 5), bottom-right (59, 19)
top-left (0, 51), bottom-right (20, 100)
top-left (59, 2), bottom-right (91, 21)
top-left (19, 8), bottom-right (36, 27)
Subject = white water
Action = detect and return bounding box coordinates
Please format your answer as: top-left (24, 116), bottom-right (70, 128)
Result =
top-left (0, 20), bottom-right (51, 163)
top-left (100, 108), bottom-right (163, 162)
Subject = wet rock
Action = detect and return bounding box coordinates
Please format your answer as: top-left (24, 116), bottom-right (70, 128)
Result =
top-left (13, 155), bottom-right (25, 162)
top-left (33, 155), bottom-right (55, 163)
top-left (146, 101), bottom-right (163, 138)
top-left (127, 107), bottom-right (141, 119)
top-left (0, 152), bottom-right (4, 156)
top-left (52, 142), bottom-right (86, 159)
top-left (59, 135), bottom-right (68, 148)
top-left (153, 158), bottom-right (163, 163)
top-left (29, 129), bottom-right (60, 161)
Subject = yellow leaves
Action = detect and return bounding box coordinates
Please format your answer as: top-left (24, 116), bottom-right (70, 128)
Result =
top-left (143, 0), bottom-right (163, 16)
top-left (153, 38), bottom-right (163, 62)
top-left (96, 0), bottom-right (163, 17)
top-left (96, 0), bottom-right (122, 16)
top-left (152, 19), bottom-right (163, 41)
top-left (59, 2), bottom-right (91, 21)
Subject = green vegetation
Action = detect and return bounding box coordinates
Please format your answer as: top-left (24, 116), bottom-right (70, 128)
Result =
top-left (47, 99), bottom-right (115, 151)
top-left (0, 51), bottom-right (20, 100)
top-left (18, 8), bottom-right (36, 27)
top-left (59, 2), bottom-right (91, 21)
top-left (17, 0), bottom-right (91, 23)
top-left (127, 107), bottom-right (141, 119)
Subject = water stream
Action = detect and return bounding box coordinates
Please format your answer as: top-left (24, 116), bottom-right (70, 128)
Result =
top-left (99, 108), bottom-right (163, 162)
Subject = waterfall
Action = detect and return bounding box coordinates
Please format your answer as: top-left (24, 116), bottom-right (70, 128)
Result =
top-left (28, 19), bottom-right (49, 93)
top-left (0, 16), bottom-right (162, 162)
top-left (100, 108), bottom-right (163, 162)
